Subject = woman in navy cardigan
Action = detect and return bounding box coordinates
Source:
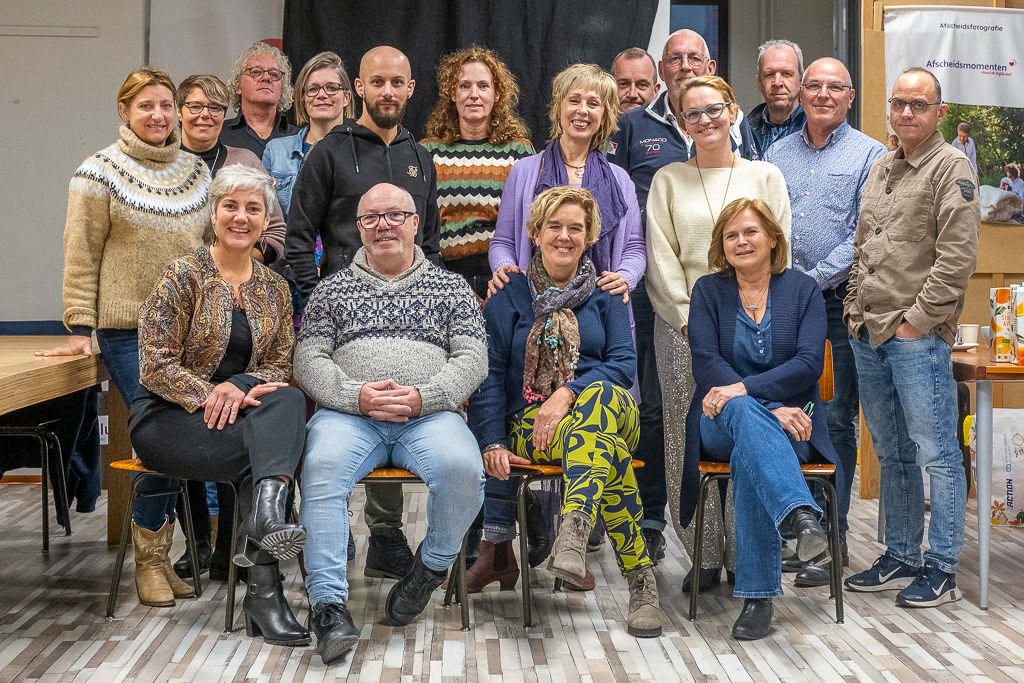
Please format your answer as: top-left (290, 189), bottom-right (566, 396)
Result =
top-left (685, 198), bottom-right (840, 640)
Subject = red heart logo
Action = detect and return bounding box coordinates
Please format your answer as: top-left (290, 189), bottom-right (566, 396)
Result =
top-left (1011, 61), bottom-right (1017, 66)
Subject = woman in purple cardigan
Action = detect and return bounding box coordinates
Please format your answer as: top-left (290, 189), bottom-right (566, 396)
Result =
top-left (686, 198), bottom-right (839, 641)
top-left (487, 63), bottom-right (645, 302)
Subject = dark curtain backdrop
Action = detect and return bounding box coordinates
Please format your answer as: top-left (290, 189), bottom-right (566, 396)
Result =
top-left (282, 1), bottom-right (659, 147)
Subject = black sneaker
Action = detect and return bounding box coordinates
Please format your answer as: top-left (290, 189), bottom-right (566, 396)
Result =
top-left (895, 562), bottom-right (962, 607)
top-left (364, 527), bottom-right (414, 580)
top-left (844, 554), bottom-right (917, 592)
top-left (384, 549), bottom-right (447, 626)
top-left (642, 528), bottom-right (667, 565)
top-left (311, 602), bottom-right (360, 665)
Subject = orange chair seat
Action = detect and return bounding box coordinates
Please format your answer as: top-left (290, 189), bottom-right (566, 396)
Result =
top-left (510, 459), bottom-right (645, 476)
top-left (109, 458), bottom-right (150, 473)
top-left (698, 461), bottom-right (835, 476)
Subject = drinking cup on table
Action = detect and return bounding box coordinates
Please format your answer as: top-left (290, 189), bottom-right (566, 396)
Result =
top-left (959, 324), bottom-right (980, 345)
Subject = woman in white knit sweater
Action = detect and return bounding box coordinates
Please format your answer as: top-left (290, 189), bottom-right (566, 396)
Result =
top-left (645, 75), bottom-right (791, 591)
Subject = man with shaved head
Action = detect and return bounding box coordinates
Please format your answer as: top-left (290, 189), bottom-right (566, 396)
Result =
top-left (286, 45), bottom-right (441, 591)
top-left (604, 28), bottom-right (757, 564)
top-left (764, 57), bottom-right (885, 587)
top-left (296, 182), bottom-right (486, 662)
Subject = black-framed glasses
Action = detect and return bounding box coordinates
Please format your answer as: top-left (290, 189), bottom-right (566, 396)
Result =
top-left (801, 81), bottom-right (853, 95)
top-left (243, 67), bottom-right (283, 82)
top-left (356, 211), bottom-right (415, 230)
top-left (680, 102), bottom-right (730, 125)
top-left (305, 83), bottom-right (346, 98)
top-left (888, 97), bottom-right (942, 114)
top-left (182, 101), bottom-right (227, 116)
top-left (664, 52), bottom-right (709, 69)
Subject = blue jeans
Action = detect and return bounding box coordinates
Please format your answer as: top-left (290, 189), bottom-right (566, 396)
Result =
top-left (850, 331), bottom-right (965, 573)
top-left (632, 278), bottom-right (667, 530)
top-left (300, 410), bottom-right (484, 607)
top-left (821, 283), bottom-right (858, 536)
top-left (700, 396), bottom-right (820, 598)
top-left (96, 328), bottom-right (177, 530)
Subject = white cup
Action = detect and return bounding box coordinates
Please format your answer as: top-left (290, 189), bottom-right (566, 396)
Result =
top-left (959, 323), bottom-right (980, 345)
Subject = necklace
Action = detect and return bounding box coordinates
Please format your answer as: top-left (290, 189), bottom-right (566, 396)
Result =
top-left (695, 153), bottom-right (736, 222)
top-left (739, 283), bottom-right (770, 314)
top-left (561, 152), bottom-right (587, 179)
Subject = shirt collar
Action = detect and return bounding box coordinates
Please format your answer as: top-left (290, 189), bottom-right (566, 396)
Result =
top-left (798, 119), bottom-right (850, 150)
top-left (760, 102), bottom-right (803, 127)
top-left (900, 130), bottom-right (946, 169)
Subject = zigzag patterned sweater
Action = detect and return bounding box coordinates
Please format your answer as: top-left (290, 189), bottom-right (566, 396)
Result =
top-left (62, 124), bottom-right (210, 331)
top-left (419, 137), bottom-right (534, 264)
top-left (294, 247), bottom-right (488, 417)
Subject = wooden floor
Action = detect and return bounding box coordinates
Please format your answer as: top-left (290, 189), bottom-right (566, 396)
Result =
top-left (2, 480), bottom-right (1024, 683)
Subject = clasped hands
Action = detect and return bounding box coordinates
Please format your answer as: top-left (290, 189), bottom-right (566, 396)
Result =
top-left (201, 381), bottom-right (288, 430)
top-left (702, 381), bottom-right (811, 441)
top-left (358, 379), bottom-right (422, 422)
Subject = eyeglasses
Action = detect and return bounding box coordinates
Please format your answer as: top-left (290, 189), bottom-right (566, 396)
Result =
top-left (243, 67), bottom-right (283, 82)
top-left (664, 52), bottom-right (709, 69)
top-left (680, 102), bottom-right (730, 125)
top-left (355, 211), bottom-right (415, 230)
top-left (182, 101), bottom-right (227, 116)
top-left (888, 97), bottom-right (942, 114)
top-left (305, 83), bottom-right (346, 98)
top-left (801, 81), bottom-right (853, 95)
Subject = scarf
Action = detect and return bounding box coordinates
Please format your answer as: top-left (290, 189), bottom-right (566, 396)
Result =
top-left (522, 252), bottom-right (597, 402)
top-left (534, 139), bottom-right (628, 273)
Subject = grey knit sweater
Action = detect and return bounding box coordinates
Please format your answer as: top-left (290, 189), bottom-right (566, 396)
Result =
top-left (294, 246), bottom-right (487, 416)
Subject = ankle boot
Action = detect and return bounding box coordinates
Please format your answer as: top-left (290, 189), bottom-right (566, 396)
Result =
top-left (132, 520), bottom-right (175, 607)
top-left (625, 565), bottom-right (662, 637)
top-left (243, 563), bottom-right (311, 647)
top-left (547, 510), bottom-right (592, 585)
top-left (172, 536), bottom-right (211, 578)
top-left (157, 519), bottom-right (195, 599)
top-left (465, 540), bottom-right (518, 593)
top-left (248, 478), bottom-right (306, 563)
top-left (523, 488), bottom-right (551, 568)
top-left (731, 598), bottom-right (773, 640)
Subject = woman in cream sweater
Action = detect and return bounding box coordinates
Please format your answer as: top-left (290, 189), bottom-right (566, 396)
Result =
top-left (645, 75), bottom-right (791, 591)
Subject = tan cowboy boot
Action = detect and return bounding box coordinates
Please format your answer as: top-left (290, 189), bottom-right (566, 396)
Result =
top-left (625, 565), bottom-right (662, 637)
top-left (157, 518), bottom-right (196, 599)
top-left (132, 520), bottom-right (175, 607)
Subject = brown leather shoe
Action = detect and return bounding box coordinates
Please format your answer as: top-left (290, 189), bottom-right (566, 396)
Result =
top-left (465, 540), bottom-right (519, 593)
top-left (564, 567), bottom-right (595, 591)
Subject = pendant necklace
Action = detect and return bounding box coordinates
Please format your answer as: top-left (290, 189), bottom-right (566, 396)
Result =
top-left (695, 153), bottom-right (736, 222)
top-left (561, 152), bottom-right (587, 179)
top-left (739, 284), bottom-right (770, 315)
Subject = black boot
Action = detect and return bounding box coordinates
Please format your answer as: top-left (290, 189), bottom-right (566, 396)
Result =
top-left (782, 506), bottom-right (828, 563)
top-left (731, 598), bottom-right (773, 640)
top-left (242, 563), bottom-right (311, 647)
top-left (384, 549), bottom-right (447, 626)
top-left (311, 602), bottom-right (360, 665)
top-left (173, 536), bottom-right (212, 578)
top-left (247, 478), bottom-right (306, 563)
top-left (364, 527), bottom-right (415, 580)
top-left (523, 488), bottom-right (551, 568)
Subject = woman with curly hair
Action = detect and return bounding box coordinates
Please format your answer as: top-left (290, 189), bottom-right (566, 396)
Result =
top-left (421, 46), bottom-right (534, 300)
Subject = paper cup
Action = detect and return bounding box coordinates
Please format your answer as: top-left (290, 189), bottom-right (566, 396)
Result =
top-left (959, 324), bottom-right (980, 345)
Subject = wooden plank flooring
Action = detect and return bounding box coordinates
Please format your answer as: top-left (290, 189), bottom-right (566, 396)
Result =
top-left (2, 480), bottom-right (1024, 682)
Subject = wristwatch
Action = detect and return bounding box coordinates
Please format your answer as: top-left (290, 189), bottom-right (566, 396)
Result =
top-left (481, 443), bottom-right (507, 454)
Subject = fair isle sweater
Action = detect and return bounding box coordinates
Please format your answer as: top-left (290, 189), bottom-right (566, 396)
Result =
top-left (418, 137), bottom-right (535, 264)
top-left (62, 124), bottom-right (210, 331)
top-left (294, 246), bottom-right (488, 417)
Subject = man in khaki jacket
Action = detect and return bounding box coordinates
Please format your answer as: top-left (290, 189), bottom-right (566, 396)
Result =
top-left (843, 67), bottom-right (979, 607)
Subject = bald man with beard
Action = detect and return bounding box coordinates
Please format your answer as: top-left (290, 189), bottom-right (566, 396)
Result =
top-left (285, 45), bottom-right (441, 589)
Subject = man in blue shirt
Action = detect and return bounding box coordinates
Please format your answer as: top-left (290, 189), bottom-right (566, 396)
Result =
top-left (607, 28), bottom-right (756, 565)
top-left (748, 40), bottom-right (806, 159)
top-left (764, 57), bottom-right (885, 586)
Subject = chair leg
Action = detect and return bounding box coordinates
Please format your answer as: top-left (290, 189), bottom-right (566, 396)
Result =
top-left (689, 474), bottom-right (716, 621)
top-left (457, 531), bottom-right (470, 631)
top-left (819, 477), bottom-right (844, 624)
top-left (178, 481), bottom-right (203, 598)
top-left (46, 432), bottom-right (72, 536)
top-left (38, 433), bottom-right (49, 553)
top-left (107, 474), bottom-right (145, 618)
top-left (518, 476), bottom-right (533, 627)
top-left (225, 481), bottom-right (240, 633)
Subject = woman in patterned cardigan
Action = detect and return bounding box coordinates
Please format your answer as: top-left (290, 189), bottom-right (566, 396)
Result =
top-left (129, 165), bottom-right (310, 647)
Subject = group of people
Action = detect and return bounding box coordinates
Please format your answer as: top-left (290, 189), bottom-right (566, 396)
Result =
top-left (40, 24), bottom-right (979, 664)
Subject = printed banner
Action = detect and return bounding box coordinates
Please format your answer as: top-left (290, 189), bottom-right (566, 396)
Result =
top-left (885, 6), bottom-right (1024, 223)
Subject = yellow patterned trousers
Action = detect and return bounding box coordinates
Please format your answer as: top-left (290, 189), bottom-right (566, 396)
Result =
top-left (509, 381), bottom-right (652, 573)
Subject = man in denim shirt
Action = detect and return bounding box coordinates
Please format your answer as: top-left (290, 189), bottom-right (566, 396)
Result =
top-left (764, 57), bottom-right (885, 586)
top-left (748, 40), bottom-right (806, 159)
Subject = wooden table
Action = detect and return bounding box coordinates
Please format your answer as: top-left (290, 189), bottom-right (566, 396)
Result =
top-left (0, 336), bottom-right (132, 544)
top-left (951, 348), bottom-right (1024, 609)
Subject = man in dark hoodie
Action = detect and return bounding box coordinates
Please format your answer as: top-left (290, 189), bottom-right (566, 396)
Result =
top-left (287, 45), bottom-right (442, 582)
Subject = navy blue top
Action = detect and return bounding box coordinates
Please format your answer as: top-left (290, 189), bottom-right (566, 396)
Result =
top-left (468, 273), bottom-right (636, 449)
top-left (680, 268), bottom-right (840, 527)
top-left (733, 293), bottom-right (772, 373)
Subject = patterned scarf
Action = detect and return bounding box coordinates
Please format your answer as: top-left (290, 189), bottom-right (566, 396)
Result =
top-left (522, 252), bottom-right (597, 402)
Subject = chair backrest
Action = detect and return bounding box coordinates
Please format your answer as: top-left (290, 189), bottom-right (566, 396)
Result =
top-left (819, 339), bottom-right (834, 402)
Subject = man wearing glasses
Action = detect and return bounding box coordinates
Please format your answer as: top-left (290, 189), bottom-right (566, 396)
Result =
top-left (844, 67), bottom-right (979, 607)
top-left (748, 40), bottom-right (806, 159)
top-left (220, 42), bottom-right (299, 157)
top-left (286, 46), bottom-right (441, 590)
top-left (295, 182), bottom-right (486, 664)
top-left (606, 28), bottom-right (756, 566)
top-left (763, 58), bottom-right (885, 587)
